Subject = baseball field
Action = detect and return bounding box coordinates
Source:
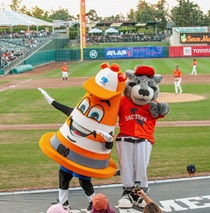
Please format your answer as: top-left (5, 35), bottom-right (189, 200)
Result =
top-left (0, 57), bottom-right (210, 192)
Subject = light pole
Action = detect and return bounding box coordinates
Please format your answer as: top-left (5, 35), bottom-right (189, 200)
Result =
top-left (80, 0), bottom-right (86, 61)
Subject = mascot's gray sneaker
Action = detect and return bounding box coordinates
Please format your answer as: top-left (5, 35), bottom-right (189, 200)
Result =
top-left (118, 194), bottom-right (134, 208)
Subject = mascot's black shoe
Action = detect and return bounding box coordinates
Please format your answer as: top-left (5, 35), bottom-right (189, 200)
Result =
top-left (131, 192), bottom-right (147, 208)
top-left (62, 200), bottom-right (70, 213)
top-left (87, 201), bottom-right (93, 211)
top-left (114, 169), bottom-right (121, 176)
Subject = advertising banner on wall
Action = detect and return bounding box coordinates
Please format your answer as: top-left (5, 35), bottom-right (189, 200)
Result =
top-left (132, 46), bottom-right (164, 58)
top-left (105, 47), bottom-right (164, 59)
top-left (105, 47), bottom-right (132, 59)
top-left (191, 46), bottom-right (210, 56)
top-left (180, 33), bottom-right (210, 44)
top-left (175, 27), bottom-right (208, 33)
top-left (169, 46), bottom-right (210, 57)
top-left (84, 49), bottom-right (105, 60)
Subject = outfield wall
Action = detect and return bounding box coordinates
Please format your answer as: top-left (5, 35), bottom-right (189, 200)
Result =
top-left (21, 45), bottom-right (209, 68)
top-left (24, 49), bottom-right (81, 66)
top-left (23, 46), bottom-right (169, 67)
top-left (169, 46), bottom-right (210, 57)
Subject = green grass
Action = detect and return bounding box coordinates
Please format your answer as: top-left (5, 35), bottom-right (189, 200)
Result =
top-left (149, 127), bottom-right (210, 177)
top-left (0, 127), bottom-right (209, 190)
top-left (85, 41), bottom-right (170, 48)
top-left (1, 84), bottom-right (210, 125)
top-left (0, 80), bottom-right (9, 85)
top-left (27, 57), bottom-right (210, 79)
top-left (0, 130), bottom-right (59, 190)
top-left (0, 57), bottom-right (210, 191)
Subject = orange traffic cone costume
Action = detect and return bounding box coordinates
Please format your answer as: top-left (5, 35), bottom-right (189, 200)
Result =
top-left (39, 62), bottom-right (126, 178)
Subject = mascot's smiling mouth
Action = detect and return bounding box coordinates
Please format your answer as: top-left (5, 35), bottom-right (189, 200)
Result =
top-left (67, 117), bottom-right (96, 142)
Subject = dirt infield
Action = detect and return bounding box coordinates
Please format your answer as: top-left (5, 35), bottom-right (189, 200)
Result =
top-left (1, 62), bottom-right (209, 103)
top-left (0, 62), bottom-right (210, 131)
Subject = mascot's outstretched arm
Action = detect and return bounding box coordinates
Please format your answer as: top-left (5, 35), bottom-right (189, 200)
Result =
top-left (38, 88), bottom-right (72, 116)
top-left (149, 101), bottom-right (170, 118)
top-left (38, 88), bottom-right (54, 104)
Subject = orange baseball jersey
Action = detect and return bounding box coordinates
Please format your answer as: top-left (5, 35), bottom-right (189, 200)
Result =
top-left (193, 60), bottom-right (197, 66)
top-left (62, 65), bottom-right (68, 72)
top-left (173, 69), bottom-right (182, 78)
top-left (117, 96), bottom-right (164, 144)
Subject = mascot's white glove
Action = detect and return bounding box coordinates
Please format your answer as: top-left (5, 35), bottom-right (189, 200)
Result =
top-left (38, 88), bottom-right (54, 105)
top-left (96, 129), bottom-right (113, 142)
top-left (95, 129), bottom-right (113, 149)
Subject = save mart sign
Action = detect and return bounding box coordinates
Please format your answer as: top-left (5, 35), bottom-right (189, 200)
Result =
top-left (180, 33), bottom-right (210, 43)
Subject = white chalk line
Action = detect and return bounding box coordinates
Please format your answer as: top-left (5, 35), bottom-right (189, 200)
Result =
top-left (0, 79), bottom-right (32, 92)
top-left (0, 175), bottom-right (209, 196)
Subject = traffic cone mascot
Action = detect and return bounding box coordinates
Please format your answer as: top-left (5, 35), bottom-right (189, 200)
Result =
top-left (39, 62), bottom-right (126, 179)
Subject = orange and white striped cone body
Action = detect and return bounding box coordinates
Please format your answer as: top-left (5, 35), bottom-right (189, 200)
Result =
top-left (39, 62), bottom-right (126, 178)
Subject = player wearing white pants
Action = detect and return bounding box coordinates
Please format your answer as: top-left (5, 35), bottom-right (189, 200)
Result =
top-left (191, 65), bottom-right (197, 75)
top-left (62, 71), bottom-right (68, 79)
top-left (116, 138), bottom-right (152, 189)
top-left (174, 77), bottom-right (182, 94)
top-left (191, 59), bottom-right (197, 75)
top-left (173, 65), bottom-right (182, 94)
top-left (61, 63), bottom-right (69, 82)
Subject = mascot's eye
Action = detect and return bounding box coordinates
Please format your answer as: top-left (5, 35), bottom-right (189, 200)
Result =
top-left (150, 86), bottom-right (157, 91)
top-left (129, 82), bottom-right (136, 87)
top-left (88, 107), bottom-right (104, 122)
top-left (77, 99), bottom-right (89, 114)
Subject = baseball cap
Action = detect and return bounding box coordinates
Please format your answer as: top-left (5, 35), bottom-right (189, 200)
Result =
top-left (47, 203), bottom-right (67, 213)
top-left (92, 193), bottom-right (109, 211)
top-left (175, 65), bottom-right (179, 67)
top-left (83, 63), bottom-right (126, 99)
top-left (134, 65), bottom-right (155, 77)
top-left (187, 164), bottom-right (196, 173)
